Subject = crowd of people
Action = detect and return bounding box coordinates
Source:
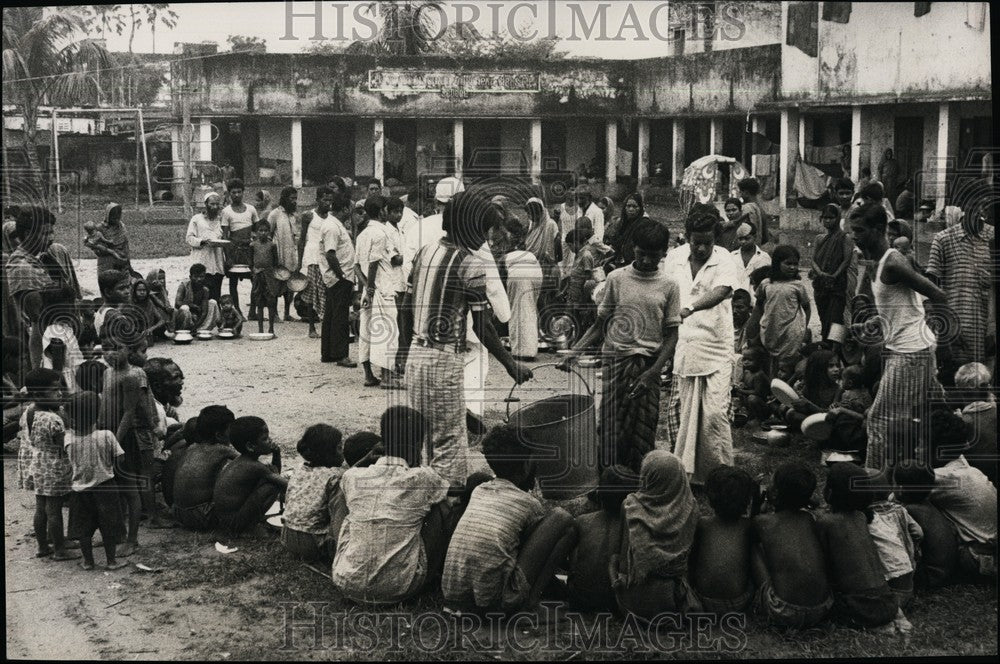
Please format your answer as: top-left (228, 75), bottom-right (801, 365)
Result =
top-left (1, 166), bottom-right (995, 632)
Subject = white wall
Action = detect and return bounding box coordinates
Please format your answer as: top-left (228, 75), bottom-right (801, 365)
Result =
top-left (782, 1), bottom-right (992, 100)
top-left (672, 1), bottom-right (781, 54)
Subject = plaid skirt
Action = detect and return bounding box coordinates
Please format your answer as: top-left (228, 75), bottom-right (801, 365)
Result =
top-left (405, 346), bottom-right (467, 485)
top-left (866, 348), bottom-right (943, 470)
top-left (599, 354), bottom-right (660, 471)
top-left (302, 265), bottom-right (327, 321)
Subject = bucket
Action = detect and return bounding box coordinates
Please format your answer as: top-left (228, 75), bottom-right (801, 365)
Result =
top-left (505, 364), bottom-right (600, 500)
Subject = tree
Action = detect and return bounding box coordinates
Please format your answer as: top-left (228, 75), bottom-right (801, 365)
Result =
top-left (144, 4), bottom-right (178, 54)
top-left (2, 6), bottom-right (109, 196)
top-left (226, 34), bottom-right (267, 54)
top-left (347, 1), bottom-right (445, 56)
top-left (437, 23), bottom-right (565, 59)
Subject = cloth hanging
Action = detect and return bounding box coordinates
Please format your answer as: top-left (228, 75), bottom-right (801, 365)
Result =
top-left (794, 159), bottom-right (831, 201)
top-left (822, 2), bottom-right (852, 23)
top-left (914, 2), bottom-right (931, 17)
top-left (786, 2), bottom-right (819, 57)
top-left (617, 148), bottom-right (633, 176)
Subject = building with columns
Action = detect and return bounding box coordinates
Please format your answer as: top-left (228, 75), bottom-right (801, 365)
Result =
top-left (166, 1), bottom-right (990, 213)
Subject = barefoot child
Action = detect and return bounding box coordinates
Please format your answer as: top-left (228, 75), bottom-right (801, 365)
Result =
top-left (217, 294), bottom-right (245, 338)
top-left (333, 406), bottom-right (452, 604)
top-left (562, 221), bottom-right (680, 470)
top-left (864, 469), bottom-right (923, 609)
top-left (732, 347), bottom-right (771, 425)
top-left (64, 391), bottom-right (128, 570)
top-left (212, 416), bottom-right (288, 535)
top-left (815, 462), bottom-right (898, 628)
top-left (443, 424), bottom-right (577, 613)
top-left (752, 245), bottom-right (811, 374)
top-left (751, 462), bottom-right (832, 628)
top-left (690, 466), bottom-right (758, 614)
top-left (24, 368), bottom-right (79, 560)
top-left (282, 424), bottom-right (345, 562)
top-left (249, 220), bottom-right (282, 336)
top-left (171, 406), bottom-right (236, 530)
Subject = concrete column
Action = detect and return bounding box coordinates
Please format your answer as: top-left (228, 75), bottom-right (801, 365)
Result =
top-left (799, 114), bottom-right (810, 159)
top-left (530, 119), bottom-right (542, 184)
top-left (170, 124), bottom-right (185, 198)
top-left (198, 117), bottom-right (212, 162)
top-left (779, 108), bottom-right (800, 209)
top-left (291, 118), bottom-right (303, 188)
top-left (935, 102), bottom-right (960, 211)
top-left (709, 117), bottom-right (723, 155)
top-left (671, 119), bottom-right (686, 187)
top-left (850, 106), bottom-right (862, 183)
top-left (373, 118), bottom-right (384, 182)
top-left (453, 120), bottom-right (464, 180)
top-left (637, 119), bottom-right (650, 189)
top-left (750, 116), bottom-right (763, 175)
top-left (605, 120), bottom-right (618, 185)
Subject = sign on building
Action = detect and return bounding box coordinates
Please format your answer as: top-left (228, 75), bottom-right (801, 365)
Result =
top-left (368, 69), bottom-right (540, 94)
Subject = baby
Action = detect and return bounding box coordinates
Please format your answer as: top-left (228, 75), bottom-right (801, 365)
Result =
top-left (83, 221), bottom-right (125, 264)
top-left (831, 364), bottom-right (872, 415)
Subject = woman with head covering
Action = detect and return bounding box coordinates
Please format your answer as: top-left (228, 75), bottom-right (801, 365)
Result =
top-left (267, 186), bottom-right (301, 320)
top-left (85, 202), bottom-right (132, 275)
top-left (145, 268), bottom-right (174, 327)
top-left (129, 278), bottom-right (169, 342)
top-left (610, 450), bottom-right (700, 617)
top-left (524, 198), bottom-right (562, 345)
top-left (185, 192), bottom-right (227, 301)
top-left (596, 196), bottom-right (615, 227)
top-left (605, 192), bottom-right (650, 270)
top-left (2, 220), bottom-right (24, 339)
top-left (501, 216), bottom-right (544, 360)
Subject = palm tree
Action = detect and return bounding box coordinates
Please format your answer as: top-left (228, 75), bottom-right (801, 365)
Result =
top-left (347, 1), bottom-right (445, 56)
top-left (2, 7), bottom-right (109, 197)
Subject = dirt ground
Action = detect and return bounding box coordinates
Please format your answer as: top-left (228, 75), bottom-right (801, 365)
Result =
top-left (5, 255), bottom-right (998, 660)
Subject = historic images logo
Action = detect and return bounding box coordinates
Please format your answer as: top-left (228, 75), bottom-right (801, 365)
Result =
top-left (281, 1), bottom-right (749, 46)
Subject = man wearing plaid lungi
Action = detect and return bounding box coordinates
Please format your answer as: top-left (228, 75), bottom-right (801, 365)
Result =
top-left (847, 202), bottom-right (949, 470)
top-left (404, 190), bottom-right (533, 486)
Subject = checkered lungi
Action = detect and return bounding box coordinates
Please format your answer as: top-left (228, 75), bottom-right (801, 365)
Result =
top-left (866, 348), bottom-right (944, 470)
top-left (599, 354), bottom-right (660, 471)
top-left (405, 345), bottom-right (468, 485)
top-left (302, 265), bottom-right (327, 321)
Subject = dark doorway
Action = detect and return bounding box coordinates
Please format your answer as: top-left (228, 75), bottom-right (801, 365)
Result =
top-left (893, 116), bottom-right (925, 193)
top-left (464, 120), bottom-right (502, 176)
top-left (684, 118), bottom-right (710, 166)
top-left (384, 120), bottom-right (416, 184)
top-left (213, 121), bottom-right (244, 179)
top-left (649, 120), bottom-right (673, 183)
top-left (302, 119), bottom-right (355, 185)
top-left (959, 116), bottom-right (993, 170)
top-left (721, 118), bottom-right (743, 161)
top-left (541, 120), bottom-right (567, 172)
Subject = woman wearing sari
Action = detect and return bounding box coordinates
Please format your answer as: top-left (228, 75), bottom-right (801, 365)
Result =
top-left (2, 220), bottom-right (24, 340)
top-left (525, 198), bottom-right (562, 346)
top-left (130, 278), bottom-right (169, 343)
top-left (502, 216), bottom-right (544, 361)
top-left (145, 268), bottom-right (175, 333)
top-left (85, 202), bottom-right (133, 276)
top-left (605, 193), bottom-right (650, 272)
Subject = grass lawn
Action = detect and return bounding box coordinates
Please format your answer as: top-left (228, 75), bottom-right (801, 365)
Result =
top-left (53, 217), bottom-right (191, 260)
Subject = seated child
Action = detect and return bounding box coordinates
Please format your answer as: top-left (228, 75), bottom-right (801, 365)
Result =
top-left (160, 416), bottom-right (199, 507)
top-left (23, 368), bottom-right (78, 561)
top-left (815, 463), bottom-right (898, 628)
top-left (927, 408), bottom-right (998, 579)
top-left (282, 424), bottom-right (344, 562)
top-left (342, 431), bottom-right (382, 468)
top-left (64, 391), bottom-right (128, 570)
top-left (173, 263), bottom-right (221, 332)
top-left (332, 407), bottom-right (451, 604)
top-left (732, 346), bottom-right (771, 426)
top-left (783, 350), bottom-right (842, 430)
top-left (217, 294), bottom-right (245, 337)
top-left (832, 365), bottom-right (872, 414)
top-left (751, 461), bottom-right (832, 628)
top-left (954, 362), bottom-right (996, 485)
top-left (566, 465), bottom-right (640, 611)
top-left (610, 451), bottom-right (699, 618)
top-left (212, 416), bottom-right (288, 534)
top-left (171, 406), bottom-right (236, 530)
top-left (94, 269), bottom-right (131, 335)
top-left (893, 462), bottom-right (959, 589)
top-left (690, 466), bottom-right (757, 615)
top-left (863, 469), bottom-right (923, 610)
top-left (443, 425), bottom-right (577, 613)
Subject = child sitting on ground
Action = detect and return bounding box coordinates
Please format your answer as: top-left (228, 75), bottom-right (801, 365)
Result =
top-left (217, 294), bottom-right (245, 337)
top-left (565, 465), bottom-right (640, 611)
top-left (782, 349), bottom-right (843, 430)
top-left (610, 451), bottom-right (699, 618)
top-left (94, 269), bottom-right (131, 335)
top-left (64, 391), bottom-right (128, 570)
top-left (342, 431), bottom-right (382, 468)
top-left (443, 424), bottom-right (577, 613)
top-left (690, 466), bottom-right (758, 615)
top-left (954, 362), bottom-right (996, 485)
top-left (832, 364), bottom-right (872, 414)
top-left (751, 461), bottom-right (832, 628)
top-left (332, 407), bottom-right (452, 604)
top-left (173, 263), bottom-right (221, 332)
top-left (171, 406), bottom-right (236, 530)
top-left (926, 408), bottom-right (998, 580)
top-left (732, 346), bottom-right (771, 426)
top-left (23, 368), bottom-right (79, 561)
top-left (212, 416), bottom-right (287, 535)
top-left (282, 424), bottom-right (344, 562)
top-left (814, 462), bottom-right (899, 628)
top-left (893, 462), bottom-right (959, 588)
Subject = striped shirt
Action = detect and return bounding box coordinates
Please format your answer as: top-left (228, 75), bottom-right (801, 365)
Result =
top-left (442, 478), bottom-right (545, 609)
top-left (409, 239), bottom-right (489, 354)
top-left (925, 224), bottom-right (995, 362)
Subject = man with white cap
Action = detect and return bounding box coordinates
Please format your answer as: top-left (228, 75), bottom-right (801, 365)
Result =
top-left (185, 192), bottom-right (227, 301)
top-left (730, 221), bottom-right (770, 304)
